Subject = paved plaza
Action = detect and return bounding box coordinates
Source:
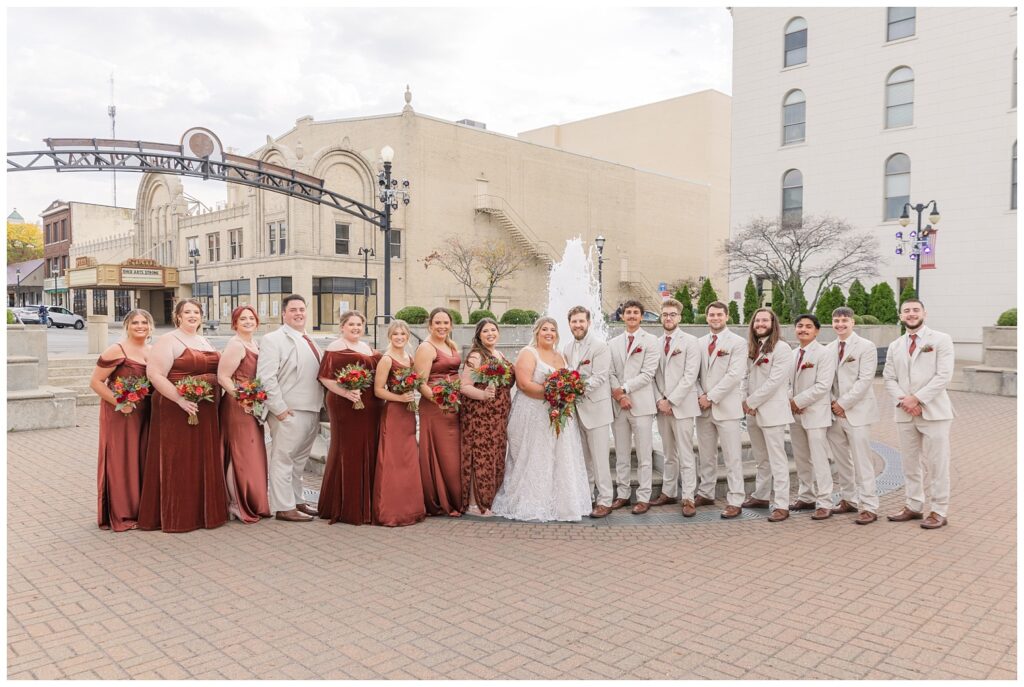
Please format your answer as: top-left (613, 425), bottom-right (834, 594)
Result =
top-left (6, 382), bottom-right (1016, 679)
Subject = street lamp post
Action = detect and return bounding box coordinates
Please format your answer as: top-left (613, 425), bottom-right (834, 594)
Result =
top-left (187, 240), bottom-right (201, 307)
top-left (358, 246), bottom-right (375, 317)
top-left (377, 146), bottom-right (410, 323)
top-left (594, 235), bottom-right (606, 310)
top-left (15, 268), bottom-right (21, 307)
top-left (896, 200), bottom-right (941, 299)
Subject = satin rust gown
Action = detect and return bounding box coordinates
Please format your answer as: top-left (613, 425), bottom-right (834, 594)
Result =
top-left (318, 349), bottom-right (382, 525)
top-left (96, 345), bottom-right (150, 531)
top-left (138, 346), bottom-right (229, 533)
top-left (220, 348), bottom-right (271, 523)
top-left (419, 342), bottom-right (464, 516)
top-left (373, 357), bottom-right (427, 527)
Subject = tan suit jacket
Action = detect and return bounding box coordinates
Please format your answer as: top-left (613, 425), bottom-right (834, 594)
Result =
top-left (609, 328), bottom-right (659, 417)
top-left (655, 330), bottom-right (701, 419)
top-left (826, 332), bottom-right (879, 427)
top-left (883, 325), bottom-right (956, 422)
top-left (790, 339), bottom-right (836, 430)
top-left (745, 339), bottom-right (794, 427)
top-left (256, 326), bottom-right (325, 416)
top-left (696, 327), bottom-right (747, 421)
top-left (564, 334), bottom-right (613, 429)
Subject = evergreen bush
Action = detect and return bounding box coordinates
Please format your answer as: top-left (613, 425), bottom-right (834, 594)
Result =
top-left (868, 282), bottom-right (899, 324)
top-left (499, 309), bottom-right (533, 325)
top-left (468, 309), bottom-right (496, 324)
top-left (742, 276), bottom-right (759, 324)
top-left (847, 279), bottom-right (869, 315)
top-left (728, 300), bottom-right (740, 325)
top-left (997, 308), bottom-right (1017, 326)
top-left (696, 279), bottom-right (719, 316)
top-left (675, 285), bottom-right (694, 324)
top-left (394, 306), bottom-right (428, 324)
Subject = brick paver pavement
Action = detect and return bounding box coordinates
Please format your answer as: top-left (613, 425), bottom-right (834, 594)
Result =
top-left (7, 382), bottom-right (1016, 679)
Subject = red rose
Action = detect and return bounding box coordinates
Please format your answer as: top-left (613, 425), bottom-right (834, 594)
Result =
top-left (127, 392), bottom-right (140, 402)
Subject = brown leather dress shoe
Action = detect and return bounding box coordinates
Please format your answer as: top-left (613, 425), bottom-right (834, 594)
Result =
top-left (611, 498), bottom-right (631, 510)
top-left (631, 502), bottom-right (650, 514)
top-left (831, 499), bottom-right (857, 514)
top-left (920, 512), bottom-right (948, 529)
top-left (649, 494), bottom-right (679, 507)
top-left (789, 500), bottom-right (815, 511)
top-left (296, 503), bottom-right (319, 517)
top-left (810, 507), bottom-right (832, 520)
top-left (854, 511), bottom-right (878, 525)
top-left (589, 505), bottom-right (612, 518)
top-left (887, 506), bottom-right (924, 522)
top-left (681, 500), bottom-right (696, 517)
top-left (767, 508), bottom-right (789, 522)
top-left (275, 509), bottom-right (313, 522)
top-left (741, 496), bottom-right (770, 509)
top-left (693, 495), bottom-right (716, 507)
top-left (720, 505), bottom-right (742, 519)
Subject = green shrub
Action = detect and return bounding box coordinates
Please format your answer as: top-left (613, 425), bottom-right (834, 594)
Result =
top-left (500, 309), bottom-right (534, 325)
top-left (6, 308), bottom-right (16, 325)
top-left (815, 285), bottom-right (846, 323)
top-left (853, 315), bottom-right (864, 325)
top-left (446, 308), bottom-right (463, 325)
top-left (523, 309), bottom-right (540, 323)
top-left (694, 314), bottom-right (707, 325)
top-left (771, 280), bottom-right (789, 323)
top-left (868, 282), bottom-right (899, 324)
top-left (675, 285), bottom-right (694, 324)
top-left (696, 279), bottom-right (719, 316)
top-left (394, 306), bottom-right (428, 325)
top-left (860, 315), bottom-right (881, 325)
top-left (727, 300), bottom-right (740, 325)
top-left (899, 282), bottom-right (917, 307)
top-left (742, 276), bottom-right (759, 324)
top-left (468, 309), bottom-right (496, 324)
top-left (997, 308), bottom-right (1017, 326)
top-left (847, 279), bottom-right (869, 315)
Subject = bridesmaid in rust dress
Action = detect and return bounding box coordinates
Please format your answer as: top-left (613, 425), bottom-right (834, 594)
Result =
top-left (459, 318), bottom-right (514, 516)
top-left (217, 305), bottom-right (271, 523)
top-left (414, 307), bottom-right (464, 517)
top-left (89, 309), bottom-right (155, 531)
top-left (138, 298), bottom-right (228, 533)
top-left (372, 320), bottom-right (426, 527)
top-left (317, 310), bottom-right (382, 525)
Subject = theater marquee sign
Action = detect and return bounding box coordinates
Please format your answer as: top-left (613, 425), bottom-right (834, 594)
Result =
top-left (68, 259), bottom-right (179, 290)
top-left (120, 267), bottom-right (164, 285)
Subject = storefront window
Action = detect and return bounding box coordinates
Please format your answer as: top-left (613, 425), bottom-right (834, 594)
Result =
top-left (256, 276), bottom-right (293, 324)
top-left (92, 289), bottom-right (108, 315)
top-left (73, 289), bottom-right (86, 317)
top-left (312, 276), bottom-right (376, 331)
top-left (114, 289), bottom-right (132, 321)
top-left (218, 278), bottom-right (252, 322)
top-left (193, 282), bottom-right (214, 320)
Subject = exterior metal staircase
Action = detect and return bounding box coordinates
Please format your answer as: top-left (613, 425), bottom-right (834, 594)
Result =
top-left (474, 194), bottom-right (560, 267)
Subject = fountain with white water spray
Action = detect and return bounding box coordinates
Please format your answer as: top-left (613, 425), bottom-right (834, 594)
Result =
top-left (544, 236), bottom-right (608, 343)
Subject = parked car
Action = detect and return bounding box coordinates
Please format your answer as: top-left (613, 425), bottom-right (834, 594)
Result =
top-left (642, 310), bottom-right (661, 323)
top-left (17, 305), bottom-right (85, 329)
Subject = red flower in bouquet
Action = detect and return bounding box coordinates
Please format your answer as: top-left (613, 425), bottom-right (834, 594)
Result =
top-left (472, 357), bottom-right (513, 388)
top-left (235, 378), bottom-right (268, 418)
top-left (388, 366), bottom-right (421, 412)
top-left (174, 376), bottom-right (214, 425)
top-left (112, 375), bottom-right (151, 414)
top-left (336, 363), bottom-right (374, 409)
top-left (430, 378), bottom-right (462, 414)
top-left (543, 368), bottom-right (587, 436)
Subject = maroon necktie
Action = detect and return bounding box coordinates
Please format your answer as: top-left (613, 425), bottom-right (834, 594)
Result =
top-left (664, 336), bottom-right (671, 355)
top-left (908, 333), bottom-right (917, 356)
top-left (796, 348), bottom-right (805, 373)
top-left (628, 334), bottom-right (634, 352)
top-left (707, 334), bottom-right (717, 356)
top-left (838, 340), bottom-right (846, 362)
top-left (302, 335), bottom-right (322, 363)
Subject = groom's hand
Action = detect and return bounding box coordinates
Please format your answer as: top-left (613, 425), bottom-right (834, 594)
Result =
top-left (611, 387), bottom-right (624, 401)
top-left (698, 393), bottom-right (711, 410)
top-left (617, 395), bottom-right (632, 410)
top-left (275, 409), bottom-right (294, 421)
top-left (656, 399), bottom-right (672, 415)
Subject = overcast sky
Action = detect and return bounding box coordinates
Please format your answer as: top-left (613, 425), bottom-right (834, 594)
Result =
top-left (6, 7), bottom-right (732, 222)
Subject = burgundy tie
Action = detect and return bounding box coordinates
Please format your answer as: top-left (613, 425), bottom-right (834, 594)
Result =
top-left (707, 334), bottom-right (717, 356)
top-left (796, 348), bottom-right (805, 373)
top-left (664, 336), bottom-right (671, 355)
top-left (302, 335), bottom-right (322, 363)
top-left (628, 334), bottom-right (634, 352)
top-left (908, 334), bottom-right (917, 357)
top-left (838, 340), bottom-right (846, 362)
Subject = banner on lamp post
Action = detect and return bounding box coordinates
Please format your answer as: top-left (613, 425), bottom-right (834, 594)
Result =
top-left (920, 229), bottom-right (937, 270)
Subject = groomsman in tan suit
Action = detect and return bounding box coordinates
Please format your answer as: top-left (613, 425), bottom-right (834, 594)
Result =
top-left (652, 298), bottom-right (701, 516)
top-left (741, 308), bottom-right (794, 522)
top-left (788, 313), bottom-right (837, 520)
top-left (695, 301), bottom-right (748, 518)
top-left (565, 306), bottom-right (615, 518)
top-left (609, 300), bottom-right (660, 514)
top-left (883, 298), bottom-right (955, 529)
top-left (257, 294), bottom-right (325, 522)
top-left (825, 306), bottom-right (881, 524)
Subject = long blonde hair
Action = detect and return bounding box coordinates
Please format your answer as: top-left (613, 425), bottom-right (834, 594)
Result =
top-left (530, 316), bottom-right (560, 348)
top-left (122, 309), bottom-right (155, 337)
top-left (386, 319), bottom-right (412, 359)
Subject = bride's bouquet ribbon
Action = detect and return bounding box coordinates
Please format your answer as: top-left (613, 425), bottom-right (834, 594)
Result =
top-left (543, 368), bottom-right (587, 436)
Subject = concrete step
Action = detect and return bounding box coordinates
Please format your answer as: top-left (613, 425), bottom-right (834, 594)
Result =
top-left (983, 346), bottom-right (1017, 369)
top-left (8, 386), bottom-right (77, 431)
top-left (8, 357), bottom-right (41, 392)
top-left (983, 326), bottom-right (1017, 349)
top-left (48, 356), bottom-right (97, 368)
top-left (963, 366), bottom-right (1017, 397)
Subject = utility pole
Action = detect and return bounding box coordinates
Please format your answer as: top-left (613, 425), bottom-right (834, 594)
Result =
top-left (108, 73), bottom-right (117, 206)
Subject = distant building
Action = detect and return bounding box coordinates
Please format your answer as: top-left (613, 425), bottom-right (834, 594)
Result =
top-left (6, 259), bottom-right (44, 307)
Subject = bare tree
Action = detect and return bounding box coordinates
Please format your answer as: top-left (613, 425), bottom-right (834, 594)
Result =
top-left (721, 215), bottom-right (881, 315)
top-left (421, 235), bottom-right (533, 311)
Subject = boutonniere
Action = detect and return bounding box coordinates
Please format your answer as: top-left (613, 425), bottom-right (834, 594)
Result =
top-left (920, 345), bottom-right (934, 353)
top-left (843, 355), bottom-right (856, 364)
top-left (755, 357), bottom-right (769, 366)
top-left (578, 359), bottom-right (591, 367)
top-left (800, 362), bottom-right (815, 370)
top-left (716, 349), bottom-right (729, 357)
top-left (670, 349), bottom-right (682, 358)
top-left (630, 347), bottom-right (644, 356)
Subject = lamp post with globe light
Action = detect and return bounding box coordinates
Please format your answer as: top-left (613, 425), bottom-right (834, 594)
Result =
top-left (895, 200), bottom-right (940, 300)
top-left (377, 146), bottom-right (410, 322)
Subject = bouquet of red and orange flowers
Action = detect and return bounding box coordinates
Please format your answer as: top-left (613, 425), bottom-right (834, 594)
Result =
top-left (111, 375), bottom-right (151, 414)
top-left (430, 378), bottom-right (462, 414)
top-left (472, 357), bottom-right (513, 388)
top-left (336, 363), bottom-right (374, 409)
top-left (175, 376), bottom-right (215, 425)
top-left (543, 368), bottom-right (586, 436)
top-left (388, 367), bottom-right (421, 412)
top-left (235, 378), bottom-right (268, 419)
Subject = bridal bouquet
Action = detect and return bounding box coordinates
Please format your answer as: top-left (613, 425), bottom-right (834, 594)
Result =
top-left (235, 378), bottom-right (268, 418)
top-left (111, 375), bottom-right (151, 414)
top-left (388, 366), bottom-right (421, 412)
top-left (543, 368), bottom-right (586, 437)
top-left (472, 357), bottom-right (513, 388)
top-left (336, 363), bottom-right (374, 410)
top-left (175, 376), bottom-right (215, 425)
top-left (430, 378), bottom-right (462, 414)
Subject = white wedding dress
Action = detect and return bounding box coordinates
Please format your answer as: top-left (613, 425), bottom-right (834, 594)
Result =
top-left (491, 347), bottom-right (593, 522)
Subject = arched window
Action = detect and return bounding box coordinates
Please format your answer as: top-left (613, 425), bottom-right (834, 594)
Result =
top-left (884, 153), bottom-right (911, 220)
top-left (886, 66), bottom-right (914, 128)
top-left (784, 18), bottom-right (807, 67)
top-left (1012, 142), bottom-right (1018, 210)
top-left (887, 7), bottom-right (915, 41)
top-left (782, 169), bottom-right (803, 222)
top-left (783, 90), bottom-right (806, 144)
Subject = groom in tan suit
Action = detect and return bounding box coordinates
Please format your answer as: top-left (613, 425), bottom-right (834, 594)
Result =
top-left (257, 294), bottom-right (325, 522)
top-left (883, 298), bottom-right (955, 529)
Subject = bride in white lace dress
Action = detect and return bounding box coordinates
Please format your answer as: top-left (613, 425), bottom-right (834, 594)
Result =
top-left (491, 317), bottom-right (593, 522)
